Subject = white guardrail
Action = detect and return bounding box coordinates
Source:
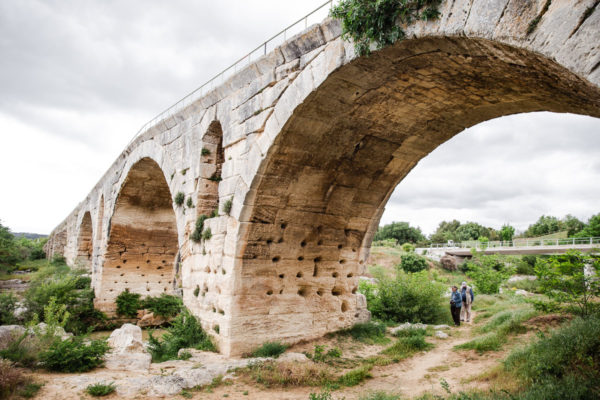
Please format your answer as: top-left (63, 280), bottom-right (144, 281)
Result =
top-left (127, 0), bottom-right (337, 148)
top-left (428, 237), bottom-right (600, 250)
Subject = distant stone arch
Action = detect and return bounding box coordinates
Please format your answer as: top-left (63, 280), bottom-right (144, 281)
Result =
top-left (197, 120), bottom-right (225, 216)
top-left (97, 157), bottom-right (179, 314)
top-left (75, 211), bottom-right (93, 270)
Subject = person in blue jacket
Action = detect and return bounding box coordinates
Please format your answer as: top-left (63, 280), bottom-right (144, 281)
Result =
top-left (450, 285), bottom-right (462, 326)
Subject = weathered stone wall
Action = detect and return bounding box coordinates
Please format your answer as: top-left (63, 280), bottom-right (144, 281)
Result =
top-left (46, 0), bottom-right (600, 355)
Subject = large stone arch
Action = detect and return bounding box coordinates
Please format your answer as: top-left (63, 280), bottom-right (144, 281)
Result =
top-left (75, 211), bottom-right (93, 270)
top-left (96, 157), bottom-right (180, 313)
top-left (230, 31), bottom-right (600, 351)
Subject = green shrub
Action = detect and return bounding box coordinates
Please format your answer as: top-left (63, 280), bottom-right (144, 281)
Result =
top-left (454, 333), bottom-right (504, 354)
top-left (208, 173), bottom-right (222, 182)
top-left (201, 147), bottom-right (211, 156)
top-left (309, 345), bottom-right (342, 362)
top-left (337, 364), bottom-right (373, 386)
top-left (186, 197), bottom-right (193, 208)
top-left (174, 192), bottom-right (185, 206)
top-left (360, 270), bottom-right (449, 324)
top-left (24, 270), bottom-right (106, 335)
top-left (142, 294), bottom-right (182, 318)
top-left (147, 309), bottom-right (216, 362)
top-left (382, 334), bottom-right (433, 360)
top-left (193, 286), bottom-right (200, 297)
top-left (115, 289), bottom-right (141, 318)
top-left (0, 292), bottom-right (18, 325)
top-left (86, 382), bottom-right (116, 397)
top-left (401, 243), bottom-right (415, 253)
top-left (330, 0), bottom-right (442, 56)
top-left (337, 322), bottom-right (387, 344)
top-left (464, 255), bottom-right (514, 294)
top-left (398, 253), bottom-right (428, 273)
top-left (39, 336), bottom-right (109, 372)
top-left (18, 382), bottom-right (43, 398)
top-left (223, 198), bottom-right (233, 215)
top-left (392, 327), bottom-right (426, 338)
top-left (251, 342), bottom-right (288, 358)
top-left (202, 227), bottom-right (212, 240)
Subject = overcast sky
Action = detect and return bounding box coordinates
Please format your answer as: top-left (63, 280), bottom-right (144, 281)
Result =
top-left (0, 1), bottom-right (599, 236)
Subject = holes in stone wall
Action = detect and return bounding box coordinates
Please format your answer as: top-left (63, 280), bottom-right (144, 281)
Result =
top-left (338, 244), bottom-right (343, 250)
top-left (351, 286), bottom-right (357, 294)
top-left (300, 240), bottom-right (307, 247)
top-left (332, 287), bottom-right (342, 296)
top-left (272, 256), bottom-right (280, 263)
top-left (266, 239), bottom-right (273, 245)
top-left (280, 223), bottom-right (287, 229)
top-left (347, 273), bottom-right (354, 278)
top-left (266, 290), bottom-right (273, 296)
top-left (313, 265), bottom-right (318, 277)
top-left (339, 259), bottom-right (346, 264)
top-left (277, 238), bottom-right (284, 243)
top-left (298, 287), bottom-right (308, 297)
top-left (279, 289), bottom-right (283, 294)
top-left (297, 256), bottom-right (304, 261)
top-left (296, 272), bottom-right (303, 278)
top-left (116, 265), bottom-right (121, 269)
top-left (221, 269), bottom-right (226, 275)
top-left (317, 239), bottom-right (323, 246)
top-left (341, 301), bottom-right (349, 312)
top-left (313, 256), bottom-right (321, 262)
top-left (316, 289), bottom-right (323, 296)
top-left (332, 272), bottom-right (339, 278)
top-left (278, 274), bottom-right (285, 279)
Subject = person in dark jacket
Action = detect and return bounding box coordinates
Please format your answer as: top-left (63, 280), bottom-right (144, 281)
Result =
top-left (450, 285), bottom-right (462, 326)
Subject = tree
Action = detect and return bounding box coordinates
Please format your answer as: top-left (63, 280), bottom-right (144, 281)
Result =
top-left (429, 220), bottom-right (461, 243)
top-left (499, 224), bottom-right (515, 241)
top-left (575, 213), bottom-right (600, 238)
top-left (0, 221), bottom-right (20, 270)
top-left (524, 215), bottom-right (562, 237)
top-left (535, 250), bottom-right (600, 317)
top-left (562, 214), bottom-right (585, 237)
top-left (464, 253), bottom-right (515, 294)
top-left (374, 222), bottom-right (425, 244)
top-left (455, 222), bottom-right (494, 242)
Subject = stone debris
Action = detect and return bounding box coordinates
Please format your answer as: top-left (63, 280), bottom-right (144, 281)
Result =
top-left (515, 289), bottom-right (533, 296)
top-left (104, 323), bottom-right (151, 371)
top-left (435, 331), bottom-right (449, 339)
top-left (507, 275), bottom-right (537, 283)
top-left (390, 322), bottom-right (427, 335)
top-left (433, 324), bottom-right (450, 330)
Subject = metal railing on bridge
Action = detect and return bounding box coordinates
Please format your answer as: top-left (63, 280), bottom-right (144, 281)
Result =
top-left (428, 237), bottom-right (600, 250)
top-left (127, 0), bottom-right (338, 148)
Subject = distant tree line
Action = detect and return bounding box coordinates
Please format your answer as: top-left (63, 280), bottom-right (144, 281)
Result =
top-left (375, 212), bottom-right (600, 245)
top-left (0, 220), bottom-right (46, 273)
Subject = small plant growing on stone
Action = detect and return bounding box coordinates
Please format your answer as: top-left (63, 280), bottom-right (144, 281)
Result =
top-left (186, 197), bottom-right (193, 208)
top-left (202, 228), bottom-right (212, 241)
top-left (85, 382), bottom-right (116, 397)
top-left (213, 325), bottom-right (220, 334)
top-left (201, 147), bottom-right (211, 156)
top-left (181, 168), bottom-right (188, 176)
top-left (210, 208), bottom-right (219, 218)
top-left (223, 198), bottom-right (233, 215)
top-left (194, 286), bottom-right (200, 297)
top-left (178, 350), bottom-right (192, 360)
top-left (208, 172), bottom-right (222, 182)
top-left (115, 289), bottom-right (141, 318)
top-left (191, 214), bottom-right (208, 243)
top-left (174, 192), bottom-right (185, 206)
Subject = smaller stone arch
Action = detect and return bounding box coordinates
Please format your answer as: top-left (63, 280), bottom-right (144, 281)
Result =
top-left (197, 120), bottom-right (224, 216)
top-left (75, 211), bottom-right (93, 270)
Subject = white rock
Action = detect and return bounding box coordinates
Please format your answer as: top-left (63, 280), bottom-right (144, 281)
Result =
top-left (0, 325), bottom-right (26, 350)
top-left (390, 322), bottom-right (427, 335)
top-left (435, 331), bottom-right (449, 339)
top-left (276, 352), bottom-right (309, 363)
top-left (515, 289), bottom-right (533, 296)
top-left (433, 324), bottom-right (450, 330)
top-left (508, 275), bottom-right (537, 283)
top-left (104, 323), bottom-right (151, 371)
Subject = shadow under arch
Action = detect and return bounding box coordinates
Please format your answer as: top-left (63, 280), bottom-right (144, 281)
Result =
top-left (97, 157), bottom-right (179, 313)
top-left (75, 211), bottom-right (93, 270)
top-left (231, 36), bottom-right (600, 351)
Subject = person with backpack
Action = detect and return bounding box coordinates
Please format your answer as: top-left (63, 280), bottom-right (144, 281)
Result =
top-left (460, 281), bottom-right (474, 323)
top-left (450, 285), bottom-right (462, 326)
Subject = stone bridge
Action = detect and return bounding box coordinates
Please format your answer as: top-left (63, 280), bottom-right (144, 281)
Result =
top-left (45, 0), bottom-right (600, 355)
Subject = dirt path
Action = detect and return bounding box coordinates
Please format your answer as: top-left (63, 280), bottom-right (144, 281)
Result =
top-left (30, 315), bottom-right (505, 400)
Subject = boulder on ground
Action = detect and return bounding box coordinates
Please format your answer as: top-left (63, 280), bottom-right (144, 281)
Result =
top-left (104, 323), bottom-right (151, 371)
top-left (0, 325), bottom-right (26, 350)
top-left (137, 310), bottom-right (170, 328)
top-left (277, 352), bottom-right (310, 363)
top-left (354, 293), bottom-right (371, 323)
top-left (440, 255), bottom-right (458, 271)
top-left (433, 324), bottom-right (450, 330)
top-left (515, 289), bottom-right (533, 296)
top-left (390, 322), bottom-right (427, 335)
top-left (435, 330), bottom-right (449, 339)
